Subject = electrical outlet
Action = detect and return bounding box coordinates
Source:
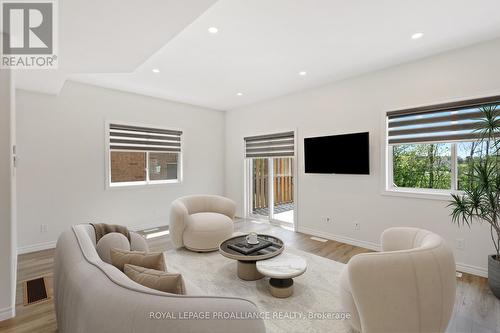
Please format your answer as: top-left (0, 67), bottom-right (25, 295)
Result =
top-left (40, 224), bottom-right (48, 233)
top-left (456, 239), bottom-right (465, 250)
top-left (323, 217), bottom-right (332, 223)
top-left (354, 222), bottom-right (360, 230)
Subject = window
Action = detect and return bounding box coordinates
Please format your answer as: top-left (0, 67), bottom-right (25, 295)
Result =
top-left (386, 96), bottom-right (500, 195)
top-left (108, 123), bottom-right (182, 187)
top-left (392, 143), bottom-right (451, 190)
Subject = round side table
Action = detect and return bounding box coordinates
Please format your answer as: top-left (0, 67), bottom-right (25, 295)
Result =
top-left (256, 253), bottom-right (307, 298)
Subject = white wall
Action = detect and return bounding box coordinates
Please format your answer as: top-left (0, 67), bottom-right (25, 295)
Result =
top-left (0, 51), bottom-right (16, 319)
top-left (16, 81), bottom-right (226, 252)
top-left (225, 38), bottom-right (500, 276)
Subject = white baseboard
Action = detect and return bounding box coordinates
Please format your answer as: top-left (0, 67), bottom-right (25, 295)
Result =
top-left (0, 306), bottom-right (14, 321)
top-left (297, 226), bottom-right (381, 251)
top-left (456, 262), bottom-right (488, 278)
top-left (297, 226), bottom-right (489, 278)
top-left (17, 240), bottom-right (57, 255)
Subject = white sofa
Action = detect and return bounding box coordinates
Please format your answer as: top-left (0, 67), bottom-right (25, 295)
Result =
top-left (54, 224), bottom-right (265, 333)
top-left (340, 227), bottom-right (456, 333)
top-left (169, 195), bottom-right (236, 251)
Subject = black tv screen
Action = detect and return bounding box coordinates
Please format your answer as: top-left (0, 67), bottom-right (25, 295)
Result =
top-left (304, 132), bottom-right (369, 174)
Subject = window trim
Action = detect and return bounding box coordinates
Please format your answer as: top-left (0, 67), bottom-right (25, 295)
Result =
top-left (385, 143), bottom-right (461, 200)
top-left (105, 121), bottom-right (183, 189)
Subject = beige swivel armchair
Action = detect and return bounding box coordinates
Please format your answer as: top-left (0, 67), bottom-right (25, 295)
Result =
top-left (169, 195), bottom-right (236, 252)
top-left (340, 227), bottom-right (456, 333)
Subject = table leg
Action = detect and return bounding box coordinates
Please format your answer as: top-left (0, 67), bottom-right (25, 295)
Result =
top-left (269, 278), bottom-right (294, 298)
top-left (237, 261), bottom-right (264, 281)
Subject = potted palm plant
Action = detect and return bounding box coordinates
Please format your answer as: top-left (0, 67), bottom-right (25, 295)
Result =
top-left (449, 104), bottom-right (500, 298)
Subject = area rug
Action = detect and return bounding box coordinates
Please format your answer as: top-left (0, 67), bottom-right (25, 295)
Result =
top-left (165, 247), bottom-right (352, 333)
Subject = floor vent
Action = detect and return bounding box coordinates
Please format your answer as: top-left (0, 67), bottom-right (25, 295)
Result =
top-left (23, 277), bottom-right (49, 306)
top-left (310, 236), bottom-right (328, 243)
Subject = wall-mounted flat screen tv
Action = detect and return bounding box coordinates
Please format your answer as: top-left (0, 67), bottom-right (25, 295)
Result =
top-left (304, 132), bottom-right (369, 174)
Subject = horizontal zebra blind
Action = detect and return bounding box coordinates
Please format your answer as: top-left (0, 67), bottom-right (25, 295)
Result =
top-left (244, 131), bottom-right (295, 158)
top-left (109, 124), bottom-right (182, 152)
top-left (387, 96), bottom-right (500, 145)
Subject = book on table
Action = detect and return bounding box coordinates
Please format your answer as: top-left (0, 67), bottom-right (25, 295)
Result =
top-left (227, 238), bottom-right (273, 255)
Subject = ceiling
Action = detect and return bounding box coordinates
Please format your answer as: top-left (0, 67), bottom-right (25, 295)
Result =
top-left (14, 0), bottom-right (218, 94)
top-left (15, 0), bottom-right (500, 110)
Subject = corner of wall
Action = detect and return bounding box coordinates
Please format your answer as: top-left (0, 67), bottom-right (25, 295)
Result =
top-left (0, 41), bottom-right (17, 321)
top-left (10, 67), bottom-right (17, 318)
top-left (0, 306), bottom-right (14, 321)
top-left (222, 110), bottom-right (228, 197)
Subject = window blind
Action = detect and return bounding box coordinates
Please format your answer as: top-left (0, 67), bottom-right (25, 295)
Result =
top-left (244, 131), bottom-right (295, 158)
top-left (387, 96), bottom-right (500, 145)
top-left (109, 124), bottom-right (182, 152)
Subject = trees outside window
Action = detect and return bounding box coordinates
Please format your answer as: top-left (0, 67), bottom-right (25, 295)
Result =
top-left (392, 143), bottom-right (451, 190)
top-left (392, 141), bottom-right (497, 191)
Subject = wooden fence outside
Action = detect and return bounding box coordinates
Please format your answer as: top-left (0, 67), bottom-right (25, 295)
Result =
top-left (252, 157), bottom-right (294, 210)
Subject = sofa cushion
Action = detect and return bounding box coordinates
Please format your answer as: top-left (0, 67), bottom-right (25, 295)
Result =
top-left (183, 212), bottom-right (234, 251)
top-left (124, 264), bottom-right (185, 295)
top-left (96, 233), bottom-right (130, 264)
top-left (110, 248), bottom-right (166, 272)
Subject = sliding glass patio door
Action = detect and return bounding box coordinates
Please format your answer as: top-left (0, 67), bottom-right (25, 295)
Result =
top-left (250, 158), bottom-right (270, 219)
top-left (271, 157), bottom-right (294, 224)
top-left (244, 131), bottom-right (296, 227)
top-left (248, 157), bottom-right (294, 224)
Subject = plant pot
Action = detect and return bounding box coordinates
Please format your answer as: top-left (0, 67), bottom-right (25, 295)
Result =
top-left (488, 255), bottom-right (500, 299)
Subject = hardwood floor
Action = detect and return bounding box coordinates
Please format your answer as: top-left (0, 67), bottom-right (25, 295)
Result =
top-left (0, 248), bottom-right (56, 333)
top-left (0, 219), bottom-right (499, 332)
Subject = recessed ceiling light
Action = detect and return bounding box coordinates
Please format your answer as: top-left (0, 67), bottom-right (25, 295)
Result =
top-left (152, 68), bottom-right (160, 73)
top-left (411, 32), bottom-right (424, 40)
top-left (208, 27), bottom-right (219, 34)
top-left (237, 92), bottom-right (243, 96)
top-left (299, 71), bottom-right (307, 76)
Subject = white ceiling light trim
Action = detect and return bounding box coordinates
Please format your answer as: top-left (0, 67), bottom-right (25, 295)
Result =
top-left (208, 26), bottom-right (219, 34)
top-left (298, 71), bottom-right (307, 76)
top-left (152, 68), bottom-right (160, 73)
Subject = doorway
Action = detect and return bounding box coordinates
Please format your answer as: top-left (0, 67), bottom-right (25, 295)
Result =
top-left (247, 156), bottom-right (295, 226)
top-left (244, 130), bottom-right (297, 228)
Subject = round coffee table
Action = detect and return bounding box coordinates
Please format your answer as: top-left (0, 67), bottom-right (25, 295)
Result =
top-left (219, 234), bottom-right (284, 281)
top-left (256, 253), bottom-right (307, 298)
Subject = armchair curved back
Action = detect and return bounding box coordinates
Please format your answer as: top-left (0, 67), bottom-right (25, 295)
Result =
top-left (347, 227), bottom-right (456, 333)
top-left (169, 195), bottom-right (236, 248)
top-left (177, 195), bottom-right (236, 218)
